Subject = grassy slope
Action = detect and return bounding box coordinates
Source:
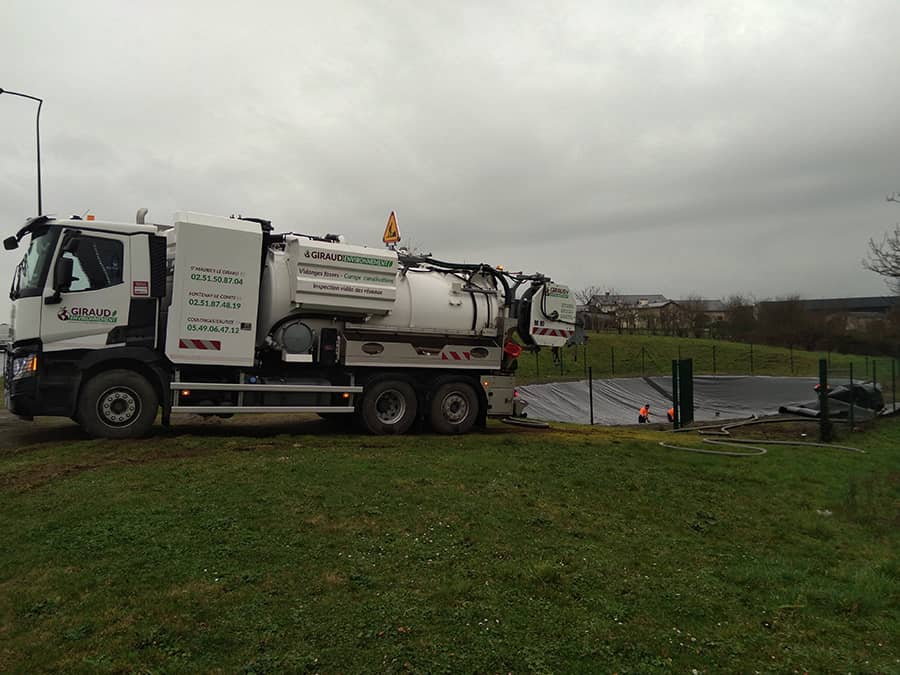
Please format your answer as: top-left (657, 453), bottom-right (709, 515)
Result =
top-left (516, 332), bottom-right (899, 387)
top-left (0, 417), bottom-right (897, 673)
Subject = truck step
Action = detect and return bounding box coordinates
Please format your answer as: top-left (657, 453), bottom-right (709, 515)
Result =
top-left (170, 382), bottom-right (362, 393)
top-left (170, 405), bottom-right (355, 414)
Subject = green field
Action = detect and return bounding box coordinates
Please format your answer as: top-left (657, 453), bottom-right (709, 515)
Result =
top-left (1, 416), bottom-right (897, 672)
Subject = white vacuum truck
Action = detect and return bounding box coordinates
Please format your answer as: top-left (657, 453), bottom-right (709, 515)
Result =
top-left (3, 211), bottom-right (575, 438)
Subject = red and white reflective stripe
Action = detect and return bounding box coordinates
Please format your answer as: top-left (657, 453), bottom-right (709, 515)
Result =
top-left (178, 338), bottom-right (222, 350)
top-left (440, 351), bottom-right (471, 361)
top-left (530, 327), bottom-right (575, 337)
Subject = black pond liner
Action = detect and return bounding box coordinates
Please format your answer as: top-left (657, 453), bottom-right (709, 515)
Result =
top-left (518, 376), bottom-right (884, 426)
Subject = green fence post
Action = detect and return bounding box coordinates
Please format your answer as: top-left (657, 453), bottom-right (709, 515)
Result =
top-left (535, 350), bottom-right (540, 379)
top-left (750, 343), bottom-right (754, 375)
top-left (893, 359), bottom-right (896, 413)
top-left (873, 360), bottom-right (877, 392)
top-left (849, 362), bottom-right (855, 430)
top-left (712, 344), bottom-right (716, 374)
top-left (790, 345), bottom-right (794, 374)
top-left (819, 359), bottom-right (831, 442)
top-left (589, 367), bottom-right (594, 425)
top-left (641, 346), bottom-right (645, 376)
top-left (680, 359), bottom-right (695, 425)
top-left (672, 359), bottom-right (680, 430)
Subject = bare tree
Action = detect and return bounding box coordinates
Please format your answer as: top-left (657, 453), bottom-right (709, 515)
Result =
top-left (574, 285), bottom-right (604, 331)
top-left (594, 287), bottom-right (639, 334)
top-left (863, 224), bottom-right (900, 294)
top-left (574, 285), bottom-right (604, 307)
top-left (678, 294), bottom-right (709, 338)
top-left (756, 295), bottom-right (823, 349)
top-left (722, 294), bottom-right (756, 340)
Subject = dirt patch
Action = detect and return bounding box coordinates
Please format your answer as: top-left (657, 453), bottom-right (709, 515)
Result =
top-left (0, 411), bottom-right (86, 450)
top-left (0, 448), bottom-right (221, 492)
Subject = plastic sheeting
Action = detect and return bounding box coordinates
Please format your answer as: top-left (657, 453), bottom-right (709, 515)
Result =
top-left (778, 382), bottom-right (884, 420)
top-left (519, 376), bottom-right (825, 425)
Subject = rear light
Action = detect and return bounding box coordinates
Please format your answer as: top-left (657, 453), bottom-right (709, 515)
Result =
top-left (86, 214), bottom-right (96, 221)
top-left (513, 389), bottom-right (519, 398)
top-left (504, 341), bottom-right (522, 358)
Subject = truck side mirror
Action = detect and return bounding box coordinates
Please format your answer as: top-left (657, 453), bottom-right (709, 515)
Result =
top-left (45, 256), bottom-right (74, 305)
top-left (3, 236), bottom-right (18, 251)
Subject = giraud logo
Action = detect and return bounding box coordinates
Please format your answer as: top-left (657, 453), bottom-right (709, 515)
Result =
top-left (546, 285), bottom-right (570, 299)
top-left (304, 249), bottom-right (394, 268)
top-left (57, 306), bottom-right (118, 323)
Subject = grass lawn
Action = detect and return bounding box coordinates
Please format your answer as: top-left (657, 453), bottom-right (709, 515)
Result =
top-left (0, 415), bottom-right (897, 672)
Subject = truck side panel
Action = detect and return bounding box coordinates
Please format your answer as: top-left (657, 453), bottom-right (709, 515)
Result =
top-left (164, 213), bottom-right (262, 367)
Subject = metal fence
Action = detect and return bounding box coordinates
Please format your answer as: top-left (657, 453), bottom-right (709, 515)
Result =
top-left (524, 342), bottom-right (898, 413)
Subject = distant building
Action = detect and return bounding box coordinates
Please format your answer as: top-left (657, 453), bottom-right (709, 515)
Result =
top-left (589, 293), bottom-right (669, 313)
top-left (675, 298), bottom-right (727, 329)
top-left (579, 292), bottom-right (676, 332)
top-left (758, 296), bottom-right (899, 331)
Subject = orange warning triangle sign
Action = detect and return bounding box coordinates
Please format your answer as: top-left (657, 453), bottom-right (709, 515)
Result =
top-left (383, 211), bottom-right (400, 244)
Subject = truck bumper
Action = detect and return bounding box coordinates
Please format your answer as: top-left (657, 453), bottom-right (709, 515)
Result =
top-left (4, 345), bottom-right (78, 419)
top-left (5, 352), bottom-right (40, 418)
top-left (5, 374), bottom-right (38, 419)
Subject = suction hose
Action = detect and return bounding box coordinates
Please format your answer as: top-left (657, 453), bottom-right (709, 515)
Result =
top-left (657, 416), bottom-right (865, 457)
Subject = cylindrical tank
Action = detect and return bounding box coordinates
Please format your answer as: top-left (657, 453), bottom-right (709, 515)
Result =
top-left (257, 247), bottom-right (502, 342)
top-left (366, 269), bottom-right (501, 333)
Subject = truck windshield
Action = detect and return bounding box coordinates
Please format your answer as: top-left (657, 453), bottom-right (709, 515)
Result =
top-left (9, 227), bottom-right (60, 300)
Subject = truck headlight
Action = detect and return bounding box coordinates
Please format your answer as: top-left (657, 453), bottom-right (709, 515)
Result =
top-left (11, 354), bottom-right (38, 381)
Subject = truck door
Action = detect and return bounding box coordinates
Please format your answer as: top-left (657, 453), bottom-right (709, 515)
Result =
top-left (40, 230), bottom-right (132, 352)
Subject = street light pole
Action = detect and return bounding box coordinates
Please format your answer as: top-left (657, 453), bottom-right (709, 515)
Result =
top-left (0, 88), bottom-right (43, 215)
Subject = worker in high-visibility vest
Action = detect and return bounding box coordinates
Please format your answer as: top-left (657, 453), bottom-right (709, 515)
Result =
top-left (667, 406), bottom-right (675, 423)
top-left (638, 404), bottom-right (650, 424)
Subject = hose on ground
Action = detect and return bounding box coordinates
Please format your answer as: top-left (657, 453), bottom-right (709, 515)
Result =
top-left (658, 415), bottom-right (865, 457)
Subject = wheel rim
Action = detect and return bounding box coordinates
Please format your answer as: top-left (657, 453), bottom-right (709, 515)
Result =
top-left (97, 386), bottom-right (141, 428)
top-left (374, 388), bottom-right (406, 425)
top-left (440, 391), bottom-right (470, 424)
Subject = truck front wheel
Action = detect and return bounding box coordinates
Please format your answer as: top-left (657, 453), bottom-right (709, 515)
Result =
top-left (78, 369), bottom-right (159, 439)
top-left (429, 380), bottom-right (479, 435)
top-left (358, 379), bottom-right (418, 435)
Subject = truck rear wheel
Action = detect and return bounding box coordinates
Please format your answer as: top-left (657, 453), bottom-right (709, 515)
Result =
top-left (358, 379), bottom-right (417, 435)
top-left (78, 369), bottom-right (159, 439)
top-left (429, 380), bottom-right (479, 435)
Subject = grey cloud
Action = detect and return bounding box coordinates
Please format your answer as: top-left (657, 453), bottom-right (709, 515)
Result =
top-left (2, 0), bottom-right (899, 319)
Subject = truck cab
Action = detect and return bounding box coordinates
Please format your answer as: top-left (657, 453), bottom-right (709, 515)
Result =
top-left (5, 215), bottom-right (168, 425)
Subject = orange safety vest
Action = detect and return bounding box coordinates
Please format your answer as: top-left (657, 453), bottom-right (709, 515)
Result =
top-left (639, 406), bottom-right (649, 417)
top-left (668, 407), bottom-right (675, 418)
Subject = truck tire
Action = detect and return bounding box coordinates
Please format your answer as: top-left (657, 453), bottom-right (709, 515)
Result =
top-left (429, 380), bottom-right (479, 435)
top-left (358, 379), bottom-right (417, 435)
top-left (78, 369), bottom-right (159, 439)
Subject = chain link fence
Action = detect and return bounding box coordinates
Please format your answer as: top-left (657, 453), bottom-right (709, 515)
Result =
top-left (519, 339), bottom-right (898, 413)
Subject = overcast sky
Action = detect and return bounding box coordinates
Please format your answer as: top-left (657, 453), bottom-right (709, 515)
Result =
top-left (2, 0), bottom-right (899, 318)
